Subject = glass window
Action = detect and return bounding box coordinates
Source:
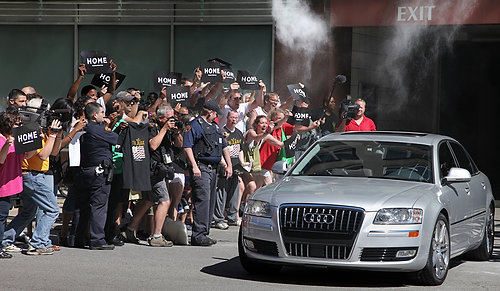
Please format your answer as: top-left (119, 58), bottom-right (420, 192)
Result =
top-left (290, 141), bottom-right (433, 183)
top-left (449, 142), bottom-right (477, 175)
top-left (438, 142), bottom-right (456, 179)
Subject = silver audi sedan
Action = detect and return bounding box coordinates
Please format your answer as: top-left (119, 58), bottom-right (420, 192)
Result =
top-left (239, 131), bottom-right (495, 285)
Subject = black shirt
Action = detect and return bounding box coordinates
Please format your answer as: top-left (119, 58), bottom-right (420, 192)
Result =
top-left (80, 121), bottom-right (118, 167)
top-left (117, 122), bottom-right (151, 191)
top-left (311, 109), bottom-right (339, 134)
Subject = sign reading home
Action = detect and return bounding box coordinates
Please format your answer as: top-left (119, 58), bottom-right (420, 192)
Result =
top-left (287, 84), bottom-right (308, 102)
top-left (166, 86), bottom-right (190, 105)
top-left (200, 61), bottom-right (222, 83)
top-left (91, 72), bottom-right (126, 90)
top-left (283, 132), bottom-right (300, 158)
top-left (288, 106), bottom-right (311, 126)
top-left (12, 123), bottom-right (43, 155)
top-left (236, 70), bottom-right (260, 90)
top-left (80, 50), bottom-right (111, 74)
top-left (222, 67), bottom-right (236, 84)
top-left (153, 71), bottom-right (182, 92)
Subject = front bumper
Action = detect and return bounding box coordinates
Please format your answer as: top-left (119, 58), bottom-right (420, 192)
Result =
top-left (241, 209), bottom-right (430, 272)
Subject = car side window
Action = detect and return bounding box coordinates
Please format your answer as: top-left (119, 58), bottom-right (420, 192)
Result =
top-left (449, 142), bottom-right (476, 175)
top-left (438, 142), bottom-right (456, 179)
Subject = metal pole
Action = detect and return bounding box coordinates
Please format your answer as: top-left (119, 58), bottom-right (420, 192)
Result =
top-left (270, 21), bottom-right (275, 92)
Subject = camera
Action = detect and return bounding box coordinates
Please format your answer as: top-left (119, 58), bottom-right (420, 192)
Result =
top-left (338, 95), bottom-right (360, 120)
top-left (168, 115), bottom-right (184, 131)
top-left (19, 105), bottom-right (72, 132)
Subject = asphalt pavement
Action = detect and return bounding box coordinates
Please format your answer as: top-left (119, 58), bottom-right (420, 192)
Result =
top-left (1, 207), bottom-right (499, 290)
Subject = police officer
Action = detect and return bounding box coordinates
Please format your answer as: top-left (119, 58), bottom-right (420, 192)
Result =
top-left (75, 102), bottom-right (118, 250)
top-left (183, 100), bottom-right (232, 246)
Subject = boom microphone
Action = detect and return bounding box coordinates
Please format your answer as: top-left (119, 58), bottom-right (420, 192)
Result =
top-left (334, 74), bottom-right (347, 85)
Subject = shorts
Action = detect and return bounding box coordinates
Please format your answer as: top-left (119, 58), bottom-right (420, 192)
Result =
top-left (143, 179), bottom-right (169, 203)
top-left (129, 190), bottom-right (142, 201)
top-left (169, 173), bottom-right (185, 187)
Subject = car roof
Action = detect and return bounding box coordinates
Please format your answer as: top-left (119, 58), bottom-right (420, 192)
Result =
top-left (320, 131), bottom-right (456, 146)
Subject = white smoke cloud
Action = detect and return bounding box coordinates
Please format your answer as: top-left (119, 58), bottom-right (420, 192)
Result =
top-left (381, 0), bottom-right (479, 110)
top-left (272, 0), bottom-right (329, 80)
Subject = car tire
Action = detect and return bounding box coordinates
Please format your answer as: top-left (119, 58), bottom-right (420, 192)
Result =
top-left (466, 205), bottom-right (495, 261)
top-left (414, 213), bottom-right (450, 286)
top-left (238, 226), bottom-right (282, 275)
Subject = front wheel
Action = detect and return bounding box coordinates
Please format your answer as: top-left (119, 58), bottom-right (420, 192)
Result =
top-left (414, 213), bottom-right (450, 286)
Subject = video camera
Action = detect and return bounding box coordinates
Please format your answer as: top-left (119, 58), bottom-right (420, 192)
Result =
top-left (338, 95), bottom-right (360, 120)
top-left (18, 105), bottom-right (72, 132)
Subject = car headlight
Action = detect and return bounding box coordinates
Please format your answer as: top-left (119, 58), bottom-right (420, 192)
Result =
top-left (244, 200), bottom-right (273, 218)
top-left (373, 208), bottom-right (423, 224)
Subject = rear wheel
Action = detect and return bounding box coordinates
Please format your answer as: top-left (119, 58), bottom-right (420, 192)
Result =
top-left (415, 213), bottom-right (450, 286)
top-left (238, 226), bottom-right (282, 274)
top-left (467, 205), bottom-right (495, 261)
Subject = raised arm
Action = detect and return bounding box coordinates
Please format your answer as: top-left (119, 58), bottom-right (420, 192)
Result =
top-left (101, 60), bottom-right (117, 105)
top-left (248, 80), bottom-right (265, 112)
top-left (67, 64), bottom-right (86, 102)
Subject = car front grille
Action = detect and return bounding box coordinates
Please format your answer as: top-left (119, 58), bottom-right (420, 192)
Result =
top-left (279, 204), bottom-right (364, 260)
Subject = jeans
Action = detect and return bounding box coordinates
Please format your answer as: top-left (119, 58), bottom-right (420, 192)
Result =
top-left (213, 174), bottom-right (239, 223)
top-left (2, 173), bottom-right (59, 249)
top-left (0, 196), bottom-right (11, 249)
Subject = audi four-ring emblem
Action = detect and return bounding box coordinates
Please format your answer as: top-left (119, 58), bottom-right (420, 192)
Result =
top-left (303, 212), bottom-right (335, 224)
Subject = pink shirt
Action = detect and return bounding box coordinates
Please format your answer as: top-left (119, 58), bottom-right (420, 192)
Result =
top-left (0, 136), bottom-right (24, 197)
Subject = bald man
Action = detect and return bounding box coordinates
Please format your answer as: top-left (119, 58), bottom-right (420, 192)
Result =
top-left (21, 86), bottom-right (36, 96)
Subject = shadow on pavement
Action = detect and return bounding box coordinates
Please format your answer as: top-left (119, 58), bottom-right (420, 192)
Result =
top-left (201, 256), bottom-right (466, 288)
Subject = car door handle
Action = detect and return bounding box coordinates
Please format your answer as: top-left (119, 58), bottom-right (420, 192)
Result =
top-left (481, 182), bottom-right (486, 190)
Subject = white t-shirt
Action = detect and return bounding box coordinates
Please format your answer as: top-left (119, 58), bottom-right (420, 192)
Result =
top-left (219, 102), bottom-right (250, 133)
top-left (96, 97), bottom-right (106, 114)
top-left (253, 106), bottom-right (266, 117)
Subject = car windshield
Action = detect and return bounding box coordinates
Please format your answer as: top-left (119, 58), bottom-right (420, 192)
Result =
top-left (290, 140), bottom-right (433, 183)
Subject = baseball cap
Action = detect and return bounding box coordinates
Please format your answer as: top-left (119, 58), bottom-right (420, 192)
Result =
top-left (203, 100), bottom-right (223, 115)
top-left (116, 91), bottom-right (135, 102)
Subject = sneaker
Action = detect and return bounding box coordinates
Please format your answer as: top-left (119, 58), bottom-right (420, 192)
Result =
top-left (26, 245), bottom-right (54, 256)
top-left (0, 250), bottom-right (13, 259)
top-left (148, 236), bottom-right (173, 247)
top-left (4, 244), bottom-right (22, 253)
top-left (214, 221), bottom-right (229, 230)
top-left (124, 227), bottom-right (139, 244)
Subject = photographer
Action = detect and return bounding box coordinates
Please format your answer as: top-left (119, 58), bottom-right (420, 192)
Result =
top-left (7, 89), bottom-right (28, 109)
top-left (336, 98), bottom-right (376, 132)
top-left (123, 105), bottom-right (178, 247)
top-left (311, 94), bottom-right (339, 137)
top-left (2, 106), bottom-right (63, 255)
top-left (0, 110), bottom-right (36, 259)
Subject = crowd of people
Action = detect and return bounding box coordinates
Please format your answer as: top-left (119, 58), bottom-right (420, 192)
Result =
top-left (0, 59), bottom-right (376, 258)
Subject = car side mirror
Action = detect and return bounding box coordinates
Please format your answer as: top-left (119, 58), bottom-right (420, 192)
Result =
top-left (272, 161), bottom-right (288, 175)
top-left (442, 167), bottom-right (471, 184)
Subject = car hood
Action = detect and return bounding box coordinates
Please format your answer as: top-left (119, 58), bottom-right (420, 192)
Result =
top-left (252, 176), bottom-right (435, 212)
